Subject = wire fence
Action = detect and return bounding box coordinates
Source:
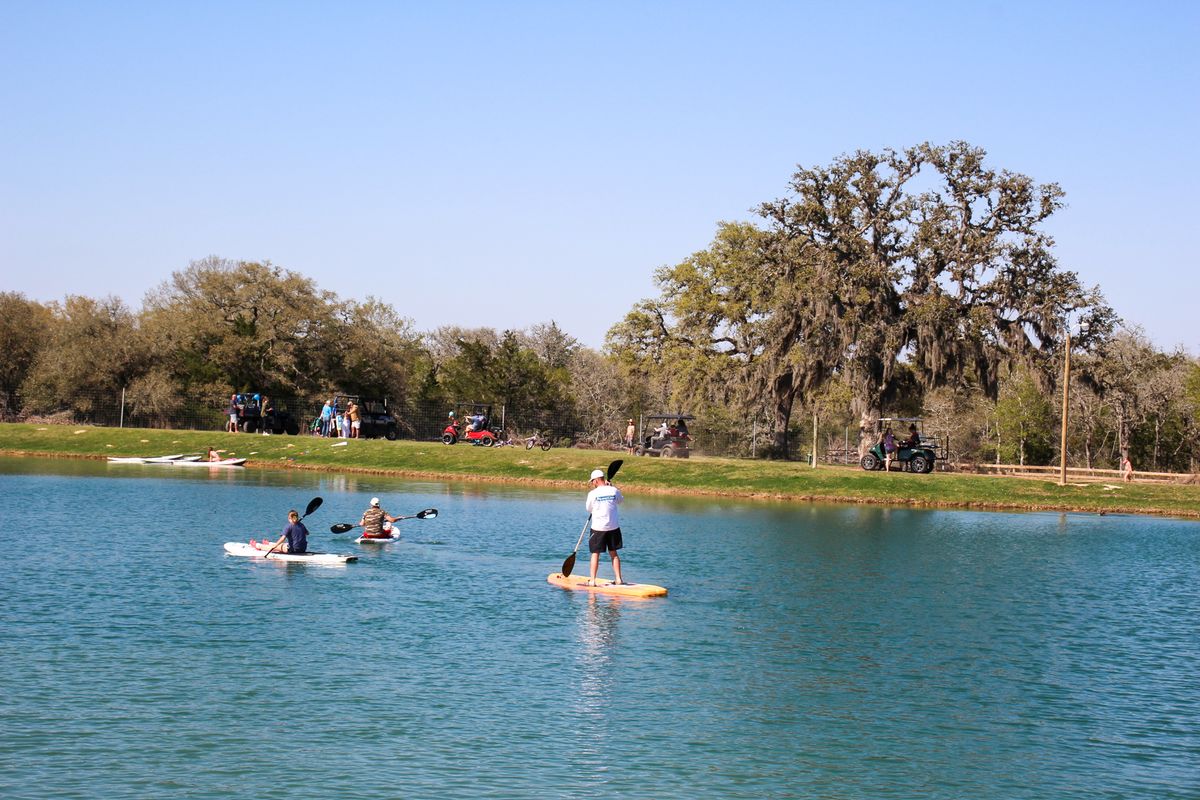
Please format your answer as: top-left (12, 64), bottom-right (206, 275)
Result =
top-left (4, 388), bottom-right (849, 461)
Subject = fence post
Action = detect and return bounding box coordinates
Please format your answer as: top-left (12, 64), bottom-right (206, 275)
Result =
top-left (751, 420), bottom-right (756, 459)
top-left (120, 387), bottom-right (125, 429)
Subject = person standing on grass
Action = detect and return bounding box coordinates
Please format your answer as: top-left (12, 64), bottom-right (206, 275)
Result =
top-left (226, 395), bottom-right (239, 433)
top-left (1122, 452), bottom-right (1133, 482)
top-left (625, 418), bottom-right (637, 454)
top-left (319, 399), bottom-right (333, 437)
top-left (585, 468), bottom-right (626, 586)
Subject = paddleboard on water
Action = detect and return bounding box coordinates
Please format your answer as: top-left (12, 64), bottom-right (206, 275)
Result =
top-left (223, 542), bottom-right (357, 564)
top-left (175, 458), bottom-right (247, 467)
top-left (546, 572), bottom-right (667, 598)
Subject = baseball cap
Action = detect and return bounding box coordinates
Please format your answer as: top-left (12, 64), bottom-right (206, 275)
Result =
top-left (370, 497), bottom-right (380, 506)
top-left (589, 469), bottom-right (605, 481)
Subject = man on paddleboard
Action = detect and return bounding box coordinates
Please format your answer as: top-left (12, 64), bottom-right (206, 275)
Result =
top-left (358, 497), bottom-right (400, 539)
top-left (251, 509), bottom-right (309, 553)
top-left (586, 468), bottom-right (626, 586)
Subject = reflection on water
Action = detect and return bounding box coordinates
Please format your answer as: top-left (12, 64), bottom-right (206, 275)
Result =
top-left (577, 594), bottom-right (623, 713)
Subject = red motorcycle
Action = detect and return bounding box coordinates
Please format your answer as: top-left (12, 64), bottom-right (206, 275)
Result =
top-left (441, 417), bottom-right (499, 447)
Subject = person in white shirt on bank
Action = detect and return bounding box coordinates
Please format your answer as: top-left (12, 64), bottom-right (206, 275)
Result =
top-left (585, 468), bottom-right (626, 586)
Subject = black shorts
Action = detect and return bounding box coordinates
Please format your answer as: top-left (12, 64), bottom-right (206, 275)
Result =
top-left (588, 527), bottom-right (623, 554)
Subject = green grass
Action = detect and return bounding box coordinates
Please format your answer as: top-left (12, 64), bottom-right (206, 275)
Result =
top-left (3, 423), bottom-right (1199, 518)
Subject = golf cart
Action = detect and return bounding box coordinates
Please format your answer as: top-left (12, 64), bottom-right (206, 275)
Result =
top-left (441, 403), bottom-right (504, 446)
top-left (336, 394), bottom-right (401, 440)
top-left (635, 414), bottom-right (693, 458)
top-left (861, 417), bottom-right (937, 473)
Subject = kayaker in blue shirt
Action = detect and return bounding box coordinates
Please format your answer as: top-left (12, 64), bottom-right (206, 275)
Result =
top-left (251, 509), bottom-right (309, 554)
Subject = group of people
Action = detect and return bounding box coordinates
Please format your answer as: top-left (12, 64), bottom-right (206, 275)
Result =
top-left (447, 410), bottom-right (490, 433)
top-left (319, 398), bottom-right (360, 438)
top-left (623, 417), bottom-right (689, 453)
top-left (879, 423), bottom-right (922, 471)
top-left (225, 393), bottom-right (275, 435)
top-left (250, 496), bottom-right (401, 554)
top-left (248, 468), bottom-right (633, 588)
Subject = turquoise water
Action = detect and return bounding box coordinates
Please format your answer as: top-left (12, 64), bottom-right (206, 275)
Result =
top-left (1, 457), bottom-right (1198, 799)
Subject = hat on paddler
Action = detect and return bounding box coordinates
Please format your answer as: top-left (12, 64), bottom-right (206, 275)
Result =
top-left (589, 469), bottom-right (605, 481)
top-left (370, 497), bottom-right (380, 506)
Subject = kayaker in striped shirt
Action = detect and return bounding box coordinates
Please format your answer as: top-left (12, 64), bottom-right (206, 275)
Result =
top-left (358, 497), bottom-right (400, 539)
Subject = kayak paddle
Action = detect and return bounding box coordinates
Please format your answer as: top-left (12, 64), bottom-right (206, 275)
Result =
top-left (560, 459), bottom-right (622, 578)
top-left (262, 496), bottom-right (323, 559)
top-left (330, 507), bottom-right (438, 534)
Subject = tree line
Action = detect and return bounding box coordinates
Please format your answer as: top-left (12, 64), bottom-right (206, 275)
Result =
top-left (0, 256), bottom-right (641, 443)
top-left (607, 141), bottom-right (1197, 471)
top-left (2, 141), bottom-right (1197, 470)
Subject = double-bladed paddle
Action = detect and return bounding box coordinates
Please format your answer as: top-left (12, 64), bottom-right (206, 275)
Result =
top-left (561, 459), bottom-right (622, 578)
top-left (329, 508), bottom-right (439, 534)
top-left (262, 496), bottom-right (323, 559)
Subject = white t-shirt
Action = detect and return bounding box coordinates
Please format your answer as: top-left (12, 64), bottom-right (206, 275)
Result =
top-left (585, 484), bottom-right (623, 531)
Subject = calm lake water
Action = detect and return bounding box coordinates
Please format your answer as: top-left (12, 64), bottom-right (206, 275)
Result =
top-left (0, 457), bottom-right (1197, 799)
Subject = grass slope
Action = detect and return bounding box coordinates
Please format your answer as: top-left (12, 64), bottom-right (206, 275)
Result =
top-left (2, 423), bottom-right (1199, 518)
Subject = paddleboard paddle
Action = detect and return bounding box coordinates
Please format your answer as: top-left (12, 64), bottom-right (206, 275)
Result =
top-left (330, 507), bottom-right (438, 534)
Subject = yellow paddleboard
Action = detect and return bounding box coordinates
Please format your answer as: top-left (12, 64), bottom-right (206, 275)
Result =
top-left (546, 572), bottom-right (667, 598)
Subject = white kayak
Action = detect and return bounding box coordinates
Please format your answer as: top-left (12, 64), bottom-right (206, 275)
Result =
top-left (174, 458), bottom-right (247, 467)
top-left (223, 542), bottom-right (357, 564)
top-left (107, 453), bottom-right (201, 464)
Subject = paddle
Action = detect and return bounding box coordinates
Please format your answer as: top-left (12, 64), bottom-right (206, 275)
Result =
top-left (262, 496), bottom-right (323, 559)
top-left (560, 459), bottom-right (622, 577)
top-left (329, 508), bottom-right (439, 534)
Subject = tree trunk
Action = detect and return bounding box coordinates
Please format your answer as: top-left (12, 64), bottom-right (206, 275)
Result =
top-left (770, 370), bottom-right (797, 457)
top-left (855, 403), bottom-right (881, 457)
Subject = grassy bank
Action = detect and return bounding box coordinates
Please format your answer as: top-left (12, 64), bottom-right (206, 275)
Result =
top-left (2, 423), bottom-right (1199, 518)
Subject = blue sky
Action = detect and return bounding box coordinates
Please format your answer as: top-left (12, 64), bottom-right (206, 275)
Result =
top-left (2, 2), bottom-right (1197, 352)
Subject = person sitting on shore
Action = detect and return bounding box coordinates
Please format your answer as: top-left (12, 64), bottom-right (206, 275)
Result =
top-left (358, 497), bottom-right (400, 539)
top-left (250, 509), bottom-right (308, 554)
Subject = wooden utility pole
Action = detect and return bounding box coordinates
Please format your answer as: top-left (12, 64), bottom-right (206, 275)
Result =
top-left (1059, 330), bottom-right (1071, 486)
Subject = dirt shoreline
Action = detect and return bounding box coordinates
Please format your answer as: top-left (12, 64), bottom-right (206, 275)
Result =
top-left (5, 448), bottom-right (1195, 519)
